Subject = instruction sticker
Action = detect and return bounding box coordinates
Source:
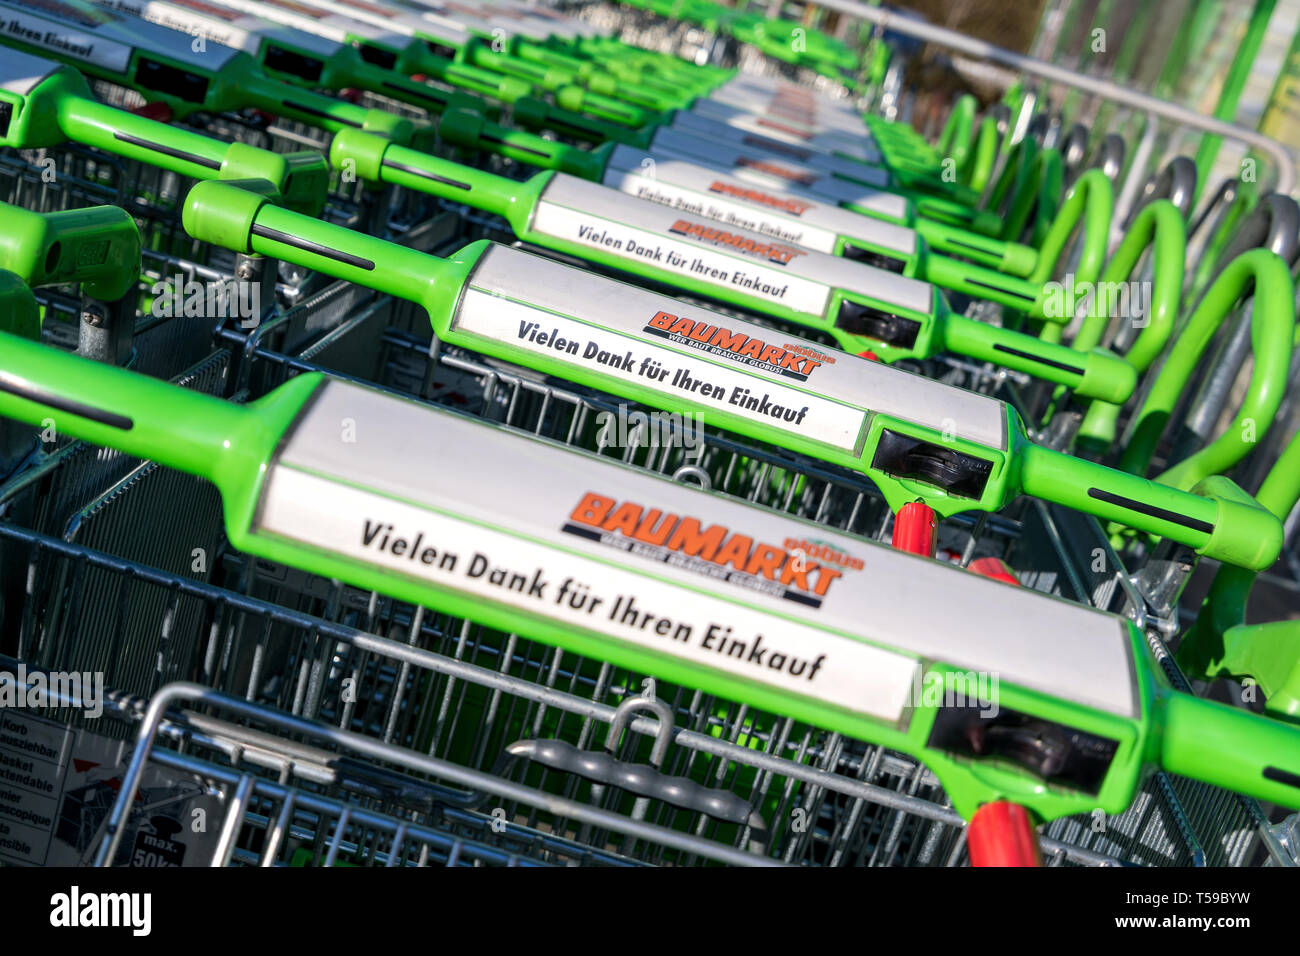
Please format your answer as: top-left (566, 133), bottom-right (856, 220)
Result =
top-left (255, 381), bottom-right (1137, 720)
top-left (257, 464), bottom-right (920, 724)
top-left (602, 147), bottom-right (917, 259)
top-left (456, 244), bottom-right (1003, 451)
top-left (0, 710), bottom-right (223, 866)
top-left (534, 177), bottom-right (833, 317)
top-left (453, 287), bottom-right (867, 451)
top-left (603, 165), bottom-right (840, 254)
top-left (103, 0), bottom-right (258, 54)
top-left (0, 3), bottom-right (132, 74)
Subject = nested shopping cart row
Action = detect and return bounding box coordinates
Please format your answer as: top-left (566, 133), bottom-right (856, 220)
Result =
top-left (0, 0), bottom-right (1297, 868)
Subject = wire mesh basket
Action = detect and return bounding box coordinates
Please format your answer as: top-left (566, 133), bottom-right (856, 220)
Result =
top-left (0, 15), bottom-right (1294, 870)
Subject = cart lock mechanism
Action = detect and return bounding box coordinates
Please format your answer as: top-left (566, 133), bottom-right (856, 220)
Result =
top-left (928, 705), bottom-right (1120, 795)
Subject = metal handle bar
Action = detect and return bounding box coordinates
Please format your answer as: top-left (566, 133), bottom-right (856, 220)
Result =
top-left (1128, 156), bottom-right (1198, 227)
top-left (810, 0), bottom-right (1296, 195)
top-left (1091, 133), bottom-right (1126, 184)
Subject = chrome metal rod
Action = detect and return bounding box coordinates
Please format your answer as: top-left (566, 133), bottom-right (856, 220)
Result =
top-left (809, 0), bottom-right (1296, 194)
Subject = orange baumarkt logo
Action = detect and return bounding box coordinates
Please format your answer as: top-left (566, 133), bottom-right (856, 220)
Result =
top-left (782, 537), bottom-right (864, 572)
top-left (735, 156), bottom-right (819, 185)
top-left (668, 218), bottom-right (807, 266)
top-left (562, 492), bottom-right (860, 607)
top-left (707, 180), bottom-right (814, 217)
top-left (644, 310), bottom-right (824, 381)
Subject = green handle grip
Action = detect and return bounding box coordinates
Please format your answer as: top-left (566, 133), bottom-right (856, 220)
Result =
top-left (1028, 169), bottom-right (1113, 290)
top-left (1002, 149), bottom-right (1064, 247)
top-left (0, 329), bottom-right (245, 477)
top-left (61, 96), bottom-right (327, 216)
top-left (603, 61), bottom-right (705, 97)
top-left (1119, 248), bottom-right (1295, 490)
top-left (465, 41), bottom-right (571, 90)
top-left (513, 38), bottom-right (589, 75)
top-left (1019, 445), bottom-right (1281, 569)
top-left (1073, 199), bottom-right (1185, 370)
top-left (182, 179), bottom-right (463, 313)
top-left (923, 253), bottom-right (1047, 314)
top-left (437, 108), bottom-right (612, 180)
top-left (513, 96), bottom-right (653, 147)
top-left (328, 128), bottom-right (529, 222)
top-left (1160, 689), bottom-right (1300, 805)
top-left (554, 85), bottom-right (658, 128)
top-left (986, 137), bottom-right (1038, 227)
top-left (58, 92), bottom-right (225, 176)
top-left (0, 201), bottom-right (140, 303)
top-left (958, 116), bottom-right (999, 194)
top-left (914, 220), bottom-right (1038, 277)
top-left (941, 315), bottom-right (1137, 403)
top-left (0, 327), bottom-right (316, 536)
top-left (353, 64), bottom-right (498, 117)
top-left (234, 66), bottom-right (417, 145)
top-left (1074, 199), bottom-right (1185, 450)
top-left (427, 54), bottom-right (535, 103)
top-left (582, 69), bottom-right (683, 112)
top-left (935, 95), bottom-right (975, 170)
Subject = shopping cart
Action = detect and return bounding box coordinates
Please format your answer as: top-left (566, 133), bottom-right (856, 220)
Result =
top-left (3, 229), bottom-right (1291, 867)
top-left (1, 0), bottom-right (1297, 871)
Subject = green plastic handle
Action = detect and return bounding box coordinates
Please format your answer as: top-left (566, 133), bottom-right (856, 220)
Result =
top-left (1178, 427), bottom-right (1300, 686)
top-left (582, 68), bottom-right (685, 112)
top-left (0, 328), bottom-right (253, 474)
top-left (437, 109), bottom-right (612, 180)
top-left (415, 46), bottom-right (536, 103)
top-left (1029, 169), bottom-right (1114, 305)
top-left (2, 324), bottom-right (1298, 823)
top-left (940, 315), bottom-right (1137, 403)
top-left (986, 137), bottom-right (1038, 229)
top-left (935, 95), bottom-right (976, 170)
top-left (1072, 199), bottom-right (1185, 369)
top-left (513, 96), bottom-right (654, 148)
top-left (922, 252), bottom-right (1048, 315)
top-left (349, 62), bottom-right (502, 117)
top-left (179, 179), bottom-right (1279, 564)
top-left (219, 59), bottom-right (418, 145)
top-left (1018, 445), bottom-right (1281, 570)
top-left (1074, 199), bottom-right (1186, 450)
top-left (1161, 689), bottom-right (1300, 800)
top-left (0, 201), bottom-right (141, 304)
top-left (0, 63), bottom-right (328, 216)
top-left (1003, 149), bottom-right (1064, 248)
top-left (463, 38), bottom-right (574, 91)
top-left (914, 219), bottom-right (1039, 278)
top-left (1119, 248), bottom-right (1295, 490)
top-left (555, 84), bottom-right (660, 128)
top-left (959, 116), bottom-right (1000, 194)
